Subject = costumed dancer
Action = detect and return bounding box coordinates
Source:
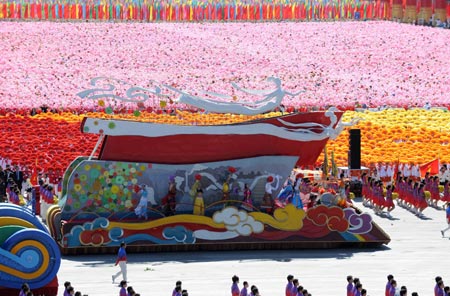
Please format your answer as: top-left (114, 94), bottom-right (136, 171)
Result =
top-left (134, 184), bottom-right (148, 220)
top-left (299, 177), bottom-right (312, 207)
top-left (405, 179), bottom-right (414, 210)
top-left (430, 176), bottom-right (440, 208)
top-left (416, 183), bottom-right (428, 217)
top-left (373, 181), bottom-right (385, 214)
top-left (193, 189), bottom-right (205, 216)
top-left (262, 176), bottom-right (277, 213)
top-left (384, 184), bottom-right (395, 217)
top-left (292, 177), bottom-right (304, 210)
top-left (277, 179), bottom-right (294, 204)
top-left (442, 180), bottom-right (450, 205)
top-left (162, 176), bottom-right (177, 216)
top-left (189, 174), bottom-right (202, 198)
top-left (222, 167), bottom-right (237, 203)
top-left (242, 183), bottom-right (253, 211)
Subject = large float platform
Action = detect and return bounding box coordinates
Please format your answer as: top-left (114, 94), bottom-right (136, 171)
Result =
top-left (46, 78), bottom-right (390, 254)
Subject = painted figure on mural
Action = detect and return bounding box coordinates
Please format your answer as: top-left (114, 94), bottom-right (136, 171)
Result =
top-left (193, 188), bottom-right (205, 215)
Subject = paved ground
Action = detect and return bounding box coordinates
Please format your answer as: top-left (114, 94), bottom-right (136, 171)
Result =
top-left (57, 200), bottom-right (449, 296)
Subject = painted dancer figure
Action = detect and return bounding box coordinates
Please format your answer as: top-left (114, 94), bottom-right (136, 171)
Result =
top-left (112, 242), bottom-right (127, 284)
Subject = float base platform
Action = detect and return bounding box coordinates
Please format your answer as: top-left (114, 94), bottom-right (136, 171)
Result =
top-left (59, 240), bottom-right (389, 255)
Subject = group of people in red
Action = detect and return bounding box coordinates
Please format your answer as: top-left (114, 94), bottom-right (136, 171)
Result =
top-left (361, 166), bottom-right (450, 218)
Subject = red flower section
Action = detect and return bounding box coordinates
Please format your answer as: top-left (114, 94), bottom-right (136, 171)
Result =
top-left (0, 115), bottom-right (97, 179)
top-left (306, 205), bottom-right (349, 232)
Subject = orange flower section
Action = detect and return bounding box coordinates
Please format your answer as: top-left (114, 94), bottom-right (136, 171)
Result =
top-left (320, 109), bottom-right (450, 166)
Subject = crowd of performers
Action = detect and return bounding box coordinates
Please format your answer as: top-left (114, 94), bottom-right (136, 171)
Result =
top-left (277, 162), bottom-right (450, 221)
top-left (361, 167), bottom-right (450, 218)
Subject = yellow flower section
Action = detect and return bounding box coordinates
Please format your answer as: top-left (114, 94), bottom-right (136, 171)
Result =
top-left (28, 108), bottom-right (450, 165)
top-left (31, 110), bottom-right (284, 125)
top-left (321, 109), bottom-right (450, 166)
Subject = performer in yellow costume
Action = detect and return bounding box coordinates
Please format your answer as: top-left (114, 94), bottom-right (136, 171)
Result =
top-left (193, 188), bottom-right (205, 216)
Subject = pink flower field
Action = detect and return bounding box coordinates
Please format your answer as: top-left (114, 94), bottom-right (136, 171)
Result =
top-left (0, 21), bottom-right (449, 111)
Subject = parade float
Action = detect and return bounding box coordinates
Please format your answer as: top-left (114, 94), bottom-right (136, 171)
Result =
top-left (46, 78), bottom-right (390, 254)
top-left (0, 204), bottom-right (61, 296)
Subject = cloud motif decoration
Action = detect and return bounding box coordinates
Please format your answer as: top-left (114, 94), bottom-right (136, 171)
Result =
top-left (64, 217), bottom-right (111, 247)
top-left (213, 207), bottom-right (264, 236)
top-left (307, 205), bottom-right (349, 232)
top-left (163, 225), bottom-right (196, 244)
top-left (343, 208), bottom-right (373, 234)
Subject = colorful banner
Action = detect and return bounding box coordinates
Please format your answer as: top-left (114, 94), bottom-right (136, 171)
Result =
top-left (2, 0), bottom-right (442, 22)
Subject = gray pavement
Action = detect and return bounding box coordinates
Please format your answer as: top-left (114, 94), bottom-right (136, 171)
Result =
top-left (57, 200), bottom-right (449, 296)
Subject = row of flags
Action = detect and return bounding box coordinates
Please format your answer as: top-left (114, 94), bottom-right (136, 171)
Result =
top-left (0, 1), bottom-right (392, 20)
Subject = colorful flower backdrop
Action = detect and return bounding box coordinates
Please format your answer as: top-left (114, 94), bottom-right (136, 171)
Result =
top-left (1, 21), bottom-right (449, 111)
top-left (0, 21), bottom-right (449, 174)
